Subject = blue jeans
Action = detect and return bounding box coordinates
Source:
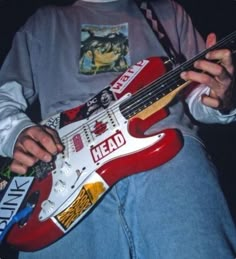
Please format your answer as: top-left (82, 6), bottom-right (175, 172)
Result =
top-left (19, 136), bottom-right (236, 258)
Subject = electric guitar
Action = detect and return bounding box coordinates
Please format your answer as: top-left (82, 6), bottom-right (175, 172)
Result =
top-left (0, 30), bottom-right (236, 252)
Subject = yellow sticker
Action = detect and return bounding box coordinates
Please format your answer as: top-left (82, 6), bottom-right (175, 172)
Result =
top-left (55, 182), bottom-right (106, 230)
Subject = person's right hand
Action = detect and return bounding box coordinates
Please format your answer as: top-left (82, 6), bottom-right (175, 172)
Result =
top-left (10, 125), bottom-right (63, 174)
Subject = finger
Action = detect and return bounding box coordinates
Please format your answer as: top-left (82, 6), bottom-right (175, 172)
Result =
top-left (205, 33), bottom-right (233, 72)
top-left (14, 135), bottom-right (52, 163)
top-left (206, 49), bottom-right (233, 68)
top-left (220, 49), bottom-right (233, 68)
top-left (201, 94), bottom-right (221, 109)
top-left (13, 145), bottom-right (39, 166)
top-left (181, 69), bottom-right (230, 101)
top-left (10, 159), bottom-right (31, 175)
top-left (194, 59), bottom-right (231, 82)
top-left (181, 70), bottom-right (215, 86)
top-left (25, 126), bottom-right (62, 155)
top-left (44, 126), bottom-right (64, 152)
top-left (206, 33), bottom-right (217, 48)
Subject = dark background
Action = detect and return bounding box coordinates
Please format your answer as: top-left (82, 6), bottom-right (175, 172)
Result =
top-left (0, 0), bottom-right (236, 257)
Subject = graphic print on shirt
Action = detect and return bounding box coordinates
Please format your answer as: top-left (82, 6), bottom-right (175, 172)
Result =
top-left (79, 23), bottom-right (130, 74)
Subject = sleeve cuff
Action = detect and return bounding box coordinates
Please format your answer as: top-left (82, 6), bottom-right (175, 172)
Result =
top-left (186, 85), bottom-right (236, 124)
top-left (0, 117), bottom-right (36, 157)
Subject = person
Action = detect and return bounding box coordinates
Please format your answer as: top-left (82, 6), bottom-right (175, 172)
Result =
top-left (0, 0), bottom-right (236, 258)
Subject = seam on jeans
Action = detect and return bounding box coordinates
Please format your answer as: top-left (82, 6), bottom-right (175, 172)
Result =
top-left (114, 183), bottom-right (137, 259)
top-left (182, 133), bottom-right (216, 162)
top-left (118, 204), bottom-right (137, 259)
top-left (182, 133), bottom-right (206, 147)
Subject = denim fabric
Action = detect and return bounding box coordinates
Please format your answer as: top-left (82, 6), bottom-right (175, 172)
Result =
top-left (19, 136), bottom-right (236, 259)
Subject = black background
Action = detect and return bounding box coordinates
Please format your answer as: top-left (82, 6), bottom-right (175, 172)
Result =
top-left (0, 0), bottom-right (236, 257)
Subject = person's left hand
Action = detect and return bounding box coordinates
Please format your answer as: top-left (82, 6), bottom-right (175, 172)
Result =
top-left (181, 32), bottom-right (235, 112)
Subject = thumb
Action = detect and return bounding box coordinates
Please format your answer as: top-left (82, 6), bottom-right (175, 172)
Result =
top-left (206, 33), bottom-right (217, 48)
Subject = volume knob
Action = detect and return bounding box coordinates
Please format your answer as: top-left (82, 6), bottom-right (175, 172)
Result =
top-left (54, 180), bottom-right (66, 193)
top-left (41, 200), bottom-right (55, 215)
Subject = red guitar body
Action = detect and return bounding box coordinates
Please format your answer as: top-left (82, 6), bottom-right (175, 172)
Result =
top-left (2, 57), bottom-right (183, 251)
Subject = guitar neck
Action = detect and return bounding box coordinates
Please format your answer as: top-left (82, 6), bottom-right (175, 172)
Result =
top-left (120, 30), bottom-right (236, 120)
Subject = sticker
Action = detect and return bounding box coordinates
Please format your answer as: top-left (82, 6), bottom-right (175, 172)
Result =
top-left (91, 131), bottom-right (126, 162)
top-left (0, 180), bottom-right (8, 192)
top-left (43, 114), bottom-right (61, 130)
top-left (79, 23), bottom-right (130, 75)
top-left (72, 134), bottom-right (84, 152)
top-left (111, 59), bottom-right (149, 94)
top-left (0, 177), bottom-right (34, 235)
top-left (55, 181), bottom-right (106, 230)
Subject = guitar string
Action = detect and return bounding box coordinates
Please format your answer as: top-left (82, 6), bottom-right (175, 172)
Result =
top-left (59, 31), bottom-right (236, 146)
top-left (62, 31), bottom-right (236, 143)
top-left (121, 31), bottom-right (236, 117)
top-left (125, 31), bottom-right (236, 106)
top-left (59, 31), bottom-right (236, 148)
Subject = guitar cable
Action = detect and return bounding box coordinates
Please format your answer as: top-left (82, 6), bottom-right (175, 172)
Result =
top-left (0, 205), bottom-right (33, 243)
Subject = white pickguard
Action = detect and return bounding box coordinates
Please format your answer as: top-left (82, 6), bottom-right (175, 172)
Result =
top-left (38, 95), bottom-right (165, 221)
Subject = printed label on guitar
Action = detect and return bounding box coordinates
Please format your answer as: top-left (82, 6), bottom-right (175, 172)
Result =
top-left (91, 130), bottom-right (126, 163)
top-left (53, 173), bottom-right (108, 232)
top-left (0, 177), bottom-right (34, 235)
top-left (111, 59), bottom-right (149, 94)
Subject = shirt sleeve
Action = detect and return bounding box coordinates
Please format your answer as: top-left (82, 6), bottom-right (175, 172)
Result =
top-left (0, 21), bottom-right (39, 157)
top-left (172, 0), bottom-right (236, 124)
top-left (186, 84), bottom-right (236, 124)
top-left (0, 82), bottom-right (36, 157)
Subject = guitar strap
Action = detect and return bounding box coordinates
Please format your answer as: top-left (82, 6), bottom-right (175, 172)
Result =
top-left (135, 0), bottom-right (184, 65)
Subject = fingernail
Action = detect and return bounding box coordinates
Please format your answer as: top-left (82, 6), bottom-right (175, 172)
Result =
top-left (43, 154), bottom-right (51, 162)
top-left (57, 144), bottom-right (64, 152)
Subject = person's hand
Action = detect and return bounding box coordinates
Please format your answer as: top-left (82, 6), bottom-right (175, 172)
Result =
top-left (10, 125), bottom-right (63, 174)
top-left (181, 32), bottom-right (235, 112)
